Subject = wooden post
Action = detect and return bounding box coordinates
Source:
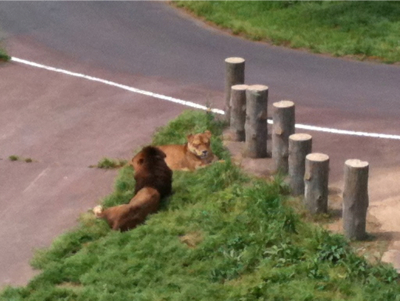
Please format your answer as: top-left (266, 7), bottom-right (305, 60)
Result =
top-left (343, 159), bottom-right (369, 240)
top-left (304, 153), bottom-right (329, 214)
top-left (230, 84), bottom-right (248, 141)
top-left (272, 100), bottom-right (295, 173)
top-left (244, 85), bottom-right (268, 158)
top-left (225, 57), bottom-right (245, 123)
top-left (289, 133), bottom-right (312, 196)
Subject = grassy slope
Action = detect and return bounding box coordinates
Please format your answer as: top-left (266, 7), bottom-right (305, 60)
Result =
top-left (1, 110), bottom-right (400, 301)
top-left (173, 1), bottom-right (400, 64)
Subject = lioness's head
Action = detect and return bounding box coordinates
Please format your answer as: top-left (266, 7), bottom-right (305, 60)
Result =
top-left (187, 130), bottom-right (212, 159)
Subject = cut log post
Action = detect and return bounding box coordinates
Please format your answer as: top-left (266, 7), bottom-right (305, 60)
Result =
top-left (272, 100), bottom-right (295, 174)
top-left (244, 85), bottom-right (268, 158)
top-left (304, 153), bottom-right (329, 214)
top-left (343, 159), bottom-right (369, 240)
top-left (225, 57), bottom-right (245, 123)
top-left (289, 133), bottom-right (312, 196)
top-left (230, 84), bottom-right (248, 141)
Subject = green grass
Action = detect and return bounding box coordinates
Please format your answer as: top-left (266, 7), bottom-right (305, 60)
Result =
top-left (0, 38), bottom-right (10, 62)
top-left (90, 158), bottom-right (128, 169)
top-left (173, 1), bottom-right (400, 63)
top-left (2, 110), bottom-right (399, 300)
top-left (0, 49), bottom-right (10, 62)
top-left (8, 155), bottom-right (34, 163)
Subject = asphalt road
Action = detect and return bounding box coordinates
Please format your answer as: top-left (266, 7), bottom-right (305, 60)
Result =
top-left (1, 2), bottom-right (400, 116)
top-left (1, 1), bottom-right (400, 287)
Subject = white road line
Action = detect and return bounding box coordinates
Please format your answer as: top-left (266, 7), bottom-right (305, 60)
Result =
top-left (11, 56), bottom-right (400, 140)
top-left (266, 120), bottom-right (400, 140)
top-left (11, 57), bottom-right (225, 115)
top-left (23, 167), bottom-right (50, 193)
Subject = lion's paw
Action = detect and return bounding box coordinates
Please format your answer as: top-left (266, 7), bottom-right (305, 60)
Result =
top-left (93, 205), bottom-right (103, 217)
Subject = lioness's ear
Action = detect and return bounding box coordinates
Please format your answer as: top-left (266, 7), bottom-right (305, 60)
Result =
top-left (187, 134), bottom-right (193, 141)
top-left (204, 130), bottom-right (212, 138)
top-left (138, 158), bottom-right (144, 165)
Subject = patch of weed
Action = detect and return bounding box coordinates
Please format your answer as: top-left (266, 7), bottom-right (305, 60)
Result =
top-left (90, 157), bottom-right (128, 169)
top-left (8, 155), bottom-right (35, 163)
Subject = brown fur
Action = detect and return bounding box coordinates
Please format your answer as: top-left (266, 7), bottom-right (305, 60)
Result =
top-left (157, 130), bottom-right (217, 171)
top-left (93, 187), bottom-right (160, 231)
top-left (131, 146), bottom-right (172, 198)
top-left (94, 146), bottom-right (172, 231)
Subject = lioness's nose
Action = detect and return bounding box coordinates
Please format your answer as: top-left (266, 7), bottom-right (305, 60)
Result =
top-left (202, 150), bottom-right (208, 155)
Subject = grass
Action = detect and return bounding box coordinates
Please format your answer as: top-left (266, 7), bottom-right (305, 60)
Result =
top-left (0, 49), bottom-right (10, 62)
top-left (8, 155), bottom-right (34, 163)
top-left (1, 110), bottom-right (400, 300)
top-left (0, 38), bottom-right (10, 62)
top-left (173, 1), bottom-right (400, 64)
top-left (90, 158), bottom-right (128, 169)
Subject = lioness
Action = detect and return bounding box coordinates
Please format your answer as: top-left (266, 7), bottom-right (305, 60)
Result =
top-left (156, 130), bottom-right (218, 171)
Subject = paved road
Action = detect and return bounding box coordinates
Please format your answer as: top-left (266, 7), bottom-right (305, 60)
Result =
top-left (1, 1), bottom-right (400, 287)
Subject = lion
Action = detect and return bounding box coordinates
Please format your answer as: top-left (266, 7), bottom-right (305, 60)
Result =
top-left (93, 187), bottom-right (160, 231)
top-left (94, 146), bottom-right (172, 231)
top-left (156, 130), bottom-right (218, 171)
top-left (131, 145), bottom-right (173, 198)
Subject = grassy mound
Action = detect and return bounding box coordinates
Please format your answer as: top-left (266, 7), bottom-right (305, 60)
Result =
top-left (1, 110), bottom-right (399, 300)
top-left (173, 1), bottom-right (400, 64)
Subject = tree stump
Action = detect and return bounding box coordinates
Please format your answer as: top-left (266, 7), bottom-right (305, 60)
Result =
top-left (225, 57), bottom-right (245, 124)
top-left (304, 153), bottom-right (329, 214)
top-left (272, 100), bottom-right (295, 174)
top-left (230, 84), bottom-right (248, 141)
top-left (343, 159), bottom-right (369, 240)
top-left (244, 85), bottom-right (268, 158)
top-left (289, 133), bottom-right (312, 196)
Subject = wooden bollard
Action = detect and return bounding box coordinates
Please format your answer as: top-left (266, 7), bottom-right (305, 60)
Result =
top-left (225, 57), bottom-right (245, 123)
top-left (289, 133), bottom-right (312, 196)
top-left (343, 159), bottom-right (369, 240)
top-left (230, 84), bottom-right (248, 141)
top-left (304, 153), bottom-right (329, 214)
top-left (272, 100), bottom-right (295, 173)
top-left (244, 85), bottom-right (268, 158)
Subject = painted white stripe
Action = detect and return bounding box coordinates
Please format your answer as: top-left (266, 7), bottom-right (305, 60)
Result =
top-left (266, 119), bottom-right (400, 140)
top-left (11, 56), bottom-right (400, 140)
top-left (11, 56), bottom-right (225, 115)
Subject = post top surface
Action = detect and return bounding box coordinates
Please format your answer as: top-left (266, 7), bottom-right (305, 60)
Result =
top-left (306, 153), bottom-right (329, 162)
top-left (225, 57), bottom-right (245, 64)
top-left (247, 84), bottom-right (268, 91)
top-left (289, 133), bottom-right (312, 141)
top-left (345, 159), bottom-right (369, 168)
top-left (231, 84), bottom-right (248, 90)
top-left (273, 100), bottom-right (295, 108)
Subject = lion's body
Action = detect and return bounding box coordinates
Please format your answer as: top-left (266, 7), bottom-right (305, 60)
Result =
top-left (157, 131), bottom-right (217, 171)
top-left (94, 146), bottom-right (172, 231)
top-left (93, 187), bottom-right (160, 231)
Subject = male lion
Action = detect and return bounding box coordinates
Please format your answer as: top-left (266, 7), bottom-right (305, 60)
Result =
top-left (93, 187), bottom-right (160, 231)
top-left (94, 146), bottom-right (172, 231)
top-left (131, 145), bottom-right (172, 198)
top-left (156, 130), bottom-right (218, 171)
